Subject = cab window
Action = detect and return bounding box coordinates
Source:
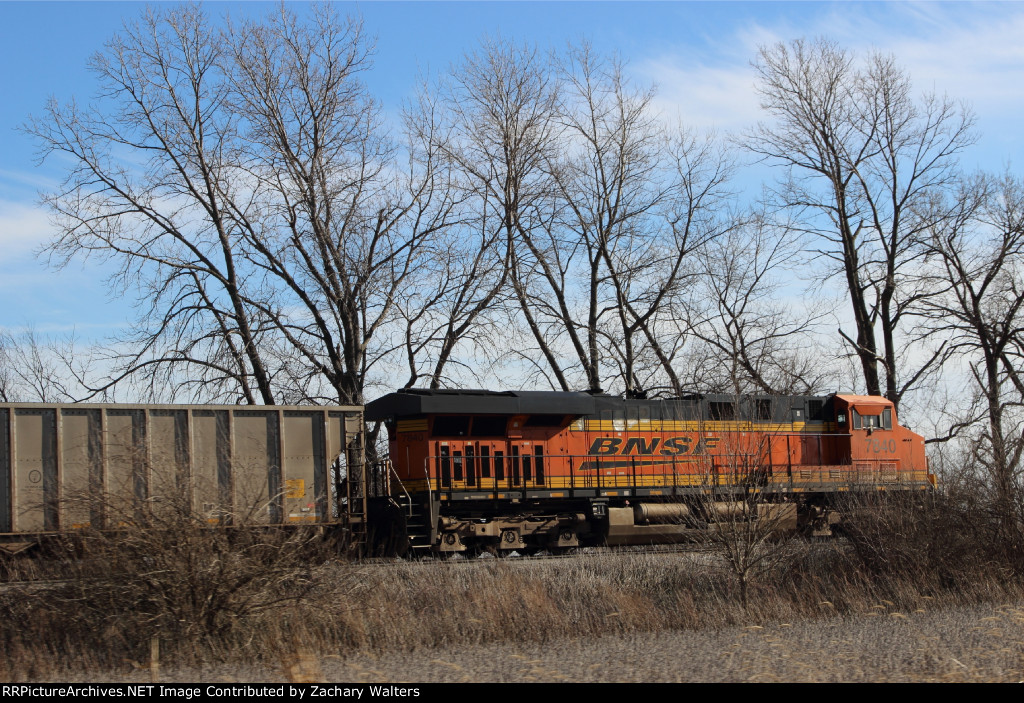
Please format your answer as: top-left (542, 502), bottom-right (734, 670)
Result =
top-left (851, 407), bottom-right (892, 430)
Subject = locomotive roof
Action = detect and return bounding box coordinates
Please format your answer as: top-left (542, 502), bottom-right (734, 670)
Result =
top-left (366, 388), bottom-right (836, 422)
top-left (835, 394), bottom-right (892, 407)
top-left (365, 388), bottom-right (602, 420)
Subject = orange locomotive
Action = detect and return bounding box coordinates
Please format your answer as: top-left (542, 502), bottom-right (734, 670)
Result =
top-left (365, 389), bottom-right (933, 554)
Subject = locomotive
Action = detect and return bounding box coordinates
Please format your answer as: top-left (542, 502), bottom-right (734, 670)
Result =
top-left (365, 389), bottom-right (934, 554)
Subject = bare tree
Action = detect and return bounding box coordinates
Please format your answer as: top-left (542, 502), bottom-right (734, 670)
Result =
top-left (0, 328), bottom-right (87, 402)
top-left (424, 38), bottom-right (575, 390)
top-left (750, 39), bottom-right (975, 412)
top-left (0, 332), bottom-right (12, 402)
top-left (690, 416), bottom-right (802, 611)
top-left (551, 44), bottom-right (741, 397)
top-left (921, 171), bottom-right (1024, 545)
top-left (629, 130), bottom-right (740, 397)
top-left (436, 41), bottom-right (739, 396)
top-left (397, 80), bottom-right (511, 390)
top-left (543, 44), bottom-right (671, 394)
top-left (29, 4), bottom-right (460, 406)
top-left (700, 493), bottom-right (799, 612)
top-left (32, 4), bottom-right (280, 404)
top-left (391, 221), bottom-right (511, 390)
top-left (683, 211), bottom-right (834, 395)
top-left (223, 5), bottom-right (458, 405)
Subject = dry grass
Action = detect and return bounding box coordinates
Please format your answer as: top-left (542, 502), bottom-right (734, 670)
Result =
top-left (2, 492), bottom-right (1024, 682)
top-left (312, 601), bottom-right (1024, 683)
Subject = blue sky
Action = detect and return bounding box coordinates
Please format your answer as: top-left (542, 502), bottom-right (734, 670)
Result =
top-left (2, 1), bottom-right (1023, 339)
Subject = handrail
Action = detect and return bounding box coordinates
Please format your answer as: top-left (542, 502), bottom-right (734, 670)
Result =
top-left (412, 452), bottom-right (923, 493)
top-left (385, 459), bottom-right (415, 517)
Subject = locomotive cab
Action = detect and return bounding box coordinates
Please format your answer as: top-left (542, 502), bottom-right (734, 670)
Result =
top-left (832, 394), bottom-right (928, 488)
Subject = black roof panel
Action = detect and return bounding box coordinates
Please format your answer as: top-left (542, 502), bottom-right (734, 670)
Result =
top-left (366, 389), bottom-right (838, 423)
top-left (365, 389), bottom-right (600, 420)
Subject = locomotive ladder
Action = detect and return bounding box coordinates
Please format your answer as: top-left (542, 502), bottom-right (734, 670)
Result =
top-left (390, 469), bottom-right (434, 552)
top-left (340, 410), bottom-right (370, 555)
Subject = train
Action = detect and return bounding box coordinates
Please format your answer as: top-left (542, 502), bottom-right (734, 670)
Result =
top-left (2, 390), bottom-right (934, 556)
top-left (364, 389), bottom-right (934, 554)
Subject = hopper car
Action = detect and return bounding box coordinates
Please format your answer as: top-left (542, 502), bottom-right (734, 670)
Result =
top-left (364, 389), bottom-right (935, 554)
top-left (1, 402), bottom-right (365, 555)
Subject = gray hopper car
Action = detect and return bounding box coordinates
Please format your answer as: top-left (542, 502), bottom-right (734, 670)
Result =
top-left (0, 403), bottom-right (365, 554)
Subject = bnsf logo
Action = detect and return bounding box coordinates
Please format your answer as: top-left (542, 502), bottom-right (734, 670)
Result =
top-left (587, 436), bottom-right (720, 456)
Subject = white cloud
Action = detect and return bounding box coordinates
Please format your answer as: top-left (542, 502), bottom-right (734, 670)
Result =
top-left (634, 3), bottom-right (1024, 155)
top-left (809, 4), bottom-right (1024, 114)
top-left (643, 58), bottom-right (760, 132)
top-left (0, 200), bottom-right (52, 256)
top-left (0, 168), bottom-right (58, 192)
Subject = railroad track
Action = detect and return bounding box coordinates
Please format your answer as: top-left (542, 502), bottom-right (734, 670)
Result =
top-left (361, 536), bottom-right (851, 568)
top-left (0, 544), bottom-right (719, 587)
top-left (0, 577), bottom-right (82, 594)
top-left (361, 542), bottom-right (734, 567)
top-left (2, 540), bottom-right (848, 589)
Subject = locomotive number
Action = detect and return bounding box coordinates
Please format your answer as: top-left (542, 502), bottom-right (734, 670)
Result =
top-left (865, 438), bottom-right (897, 454)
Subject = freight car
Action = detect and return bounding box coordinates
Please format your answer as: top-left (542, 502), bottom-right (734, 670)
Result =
top-left (364, 389), bottom-right (935, 554)
top-left (0, 402), bottom-right (365, 555)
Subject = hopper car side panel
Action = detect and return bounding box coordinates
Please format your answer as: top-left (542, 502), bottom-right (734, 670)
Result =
top-left (1, 403), bottom-right (364, 553)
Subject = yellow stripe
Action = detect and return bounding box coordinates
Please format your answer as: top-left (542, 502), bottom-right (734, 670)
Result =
top-left (392, 473), bottom-right (930, 493)
top-left (576, 420), bottom-right (836, 433)
top-left (398, 419), bottom-right (428, 432)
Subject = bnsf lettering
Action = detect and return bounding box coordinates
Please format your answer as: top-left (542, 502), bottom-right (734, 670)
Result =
top-left (695, 437), bottom-right (720, 453)
top-left (623, 437), bottom-right (660, 454)
top-left (659, 437), bottom-right (691, 455)
top-left (589, 437), bottom-right (623, 455)
top-left (587, 436), bottom-right (715, 456)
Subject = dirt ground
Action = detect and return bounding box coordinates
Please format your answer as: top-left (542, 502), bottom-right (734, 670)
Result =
top-left (66, 602), bottom-right (1024, 683)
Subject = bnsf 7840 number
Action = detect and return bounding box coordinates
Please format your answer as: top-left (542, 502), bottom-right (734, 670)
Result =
top-left (867, 438), bottom-right (897, 454)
